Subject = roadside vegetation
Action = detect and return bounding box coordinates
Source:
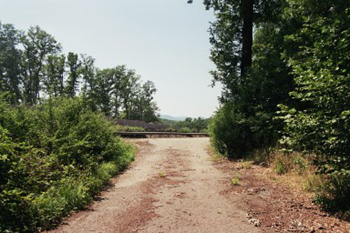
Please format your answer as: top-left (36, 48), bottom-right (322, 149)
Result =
top-left (0, 22), bottom-right (154, 231)
top-left (206, 0), bottom-right (350, 216)
top-left (0, 96), bottom-right (135, 232)
top-left (113, 117), bottom-right (209, 133)
top-left (114, 125), bottom-right (146, 132)
top-left (160, 117), bottom-right (209, 133)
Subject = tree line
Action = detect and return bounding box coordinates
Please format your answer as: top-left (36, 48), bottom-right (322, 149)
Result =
top-left (0, 22), bottom-right (144, 232)
top-left (160, 117), bottom-right (209, 133)
top-left (0, 22), bottom-right (159, 122)
top-left (205, 0), bottom-right (350, 211)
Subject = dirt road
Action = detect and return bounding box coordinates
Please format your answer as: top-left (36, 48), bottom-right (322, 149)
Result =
top-left (50, 138), bottom-right (259, 233)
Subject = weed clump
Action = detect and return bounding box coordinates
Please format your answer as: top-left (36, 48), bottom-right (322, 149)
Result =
top-left (230, 173), bottom-right (242, 186)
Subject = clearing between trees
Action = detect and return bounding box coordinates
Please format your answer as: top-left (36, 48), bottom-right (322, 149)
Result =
top-left (49, 138), bottom-right (349, 233)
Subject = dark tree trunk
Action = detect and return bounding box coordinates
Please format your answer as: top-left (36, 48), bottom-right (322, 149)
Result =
top-left (241, 0), bottom-right (254, 77)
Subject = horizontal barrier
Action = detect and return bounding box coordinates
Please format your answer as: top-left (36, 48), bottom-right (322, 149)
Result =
top-left (115, 132), bottom-right (209, 138)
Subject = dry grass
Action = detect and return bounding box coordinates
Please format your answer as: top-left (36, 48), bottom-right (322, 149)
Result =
top-left (209, 143), bottom-right (326, 196)
top-left (207, 144), bottom-right (225, 162)
top-left (242, 161), bottom-right (253, 169)
top-left (266, 150), bottom-right (326, 194)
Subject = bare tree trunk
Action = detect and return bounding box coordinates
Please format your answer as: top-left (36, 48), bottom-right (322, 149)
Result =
top-left (241, 0), bottom-right (253, 77)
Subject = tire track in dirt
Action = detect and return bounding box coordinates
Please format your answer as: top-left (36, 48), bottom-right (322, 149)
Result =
top-left (49, 138), bottom-right (259, 233)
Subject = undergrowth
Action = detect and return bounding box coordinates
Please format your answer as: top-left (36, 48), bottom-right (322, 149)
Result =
top-left (114, 124), bottom-right (146, 132)
top-left (0, 97), bottom-right (135, 232)
top-left (210, 141), bottom-right (350, 220)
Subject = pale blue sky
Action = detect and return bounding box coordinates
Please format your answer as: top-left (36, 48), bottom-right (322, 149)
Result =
top-left (0, 0), bottom-right (222, 118)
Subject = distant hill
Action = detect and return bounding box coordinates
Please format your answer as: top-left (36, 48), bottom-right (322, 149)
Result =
top-left (160, 114), bottom-right (188, 121)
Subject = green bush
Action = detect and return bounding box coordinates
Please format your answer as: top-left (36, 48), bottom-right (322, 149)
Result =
top-left (164, 127), bottom-right (176, 132)
top-left (278, 1), bottom-right (350, 211)
top-left (208, 103), bottom-right (254, 159)
top-left (0, 97), bottom-right (135, 232)
top-left (314, 172), bottom-right (350, 212)
top-left (178, 127), bottom-right (191, 133)
top-left (33, 178), bottom-right (91, 229)
top-left (114, 125), bottom-right (145, 132)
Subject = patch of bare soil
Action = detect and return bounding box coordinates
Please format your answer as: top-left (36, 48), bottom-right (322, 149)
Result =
top-left (214, 158), bottom-right (350, 232)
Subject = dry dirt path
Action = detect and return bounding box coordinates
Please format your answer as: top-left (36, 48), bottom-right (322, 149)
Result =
top-left (50, 138), bottom-right (259, 233)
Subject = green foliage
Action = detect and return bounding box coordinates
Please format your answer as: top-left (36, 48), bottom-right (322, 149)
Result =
top-left (0, 97), bottom-right (135, 232)
top-left (274, 160), bottom-right (287, 175)
top-left (230, 177), bottom-right (240, 186)
top-left (21, 25), bottom-right (61, 105)
top-left (164, 117), bottom-right (209, 133)
top-left (176, 117), bottom-right (209, 133)
top-left (178, 127), bottom-right (191, 133)
top-left (0, 22), bottom-right (22, 104)
top-left (164, 127), bottom-right (176, 132)
top-left (208, 103), bottom-right (252, 158)
top-left (314, 172), bottom-right (350, 212)
top-left (209, 102), bottom-right (282, 159)
top-left (204, 0), bottom-right (284, 100)
top-left (114, 124), bottom-right (146, 132)
top-left (0, 22), bottom-right (160, 121)
top-left (207, 1), bottom-right (294, 160)
top-left (230, 173), bottom-right (242, 186)
top-left (43, 54), bottom-right (65, 97)
top-left (33, 178), bottom-right (91, 229)
top-left (207, 0), bottom-right (350, 212)
top-left (278, 0), bottom-right (350, 210)
top-left (65, 52), bottom-right (81, 98)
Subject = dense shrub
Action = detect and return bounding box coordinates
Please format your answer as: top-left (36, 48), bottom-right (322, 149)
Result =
top-left (178, 127), bottom-right (191, 133)
top-left (208, 17), bottom-right (293, 160)
top-left (160, 117), bottom-right (209, 133)
top-left (209, 101), bottom-right (281, 159)
top-left (208, 0), bottom-right (350, 213)
top-left (0, 97), bottom-right (135, 232)
top-left (279, 0), bottom-right (350, 211)
top-left (208, 103), bottom-right (253, 158)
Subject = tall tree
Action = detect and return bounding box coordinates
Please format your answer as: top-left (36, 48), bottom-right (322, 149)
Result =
top-left (119, 68), bottom-right (140, 119)
top-left (80, 54), bottom-right (96, 110)
top-left (204, 0), bottom-right (282, 101)
top-left (42, 54), bottom-right (65, 97)
top-left (21, 26), bottom-right (61, 104)
top-left (205, 0), bottom-right (292, 157)
top-left (95, 68), bottom-right (115, 115)
top-left (65, 52), bottom-right (81, 97)
top-left (112, 65), bottom-right (125, 118)
top-left (0, 22), bottom-right (22, 104)
top-left (129, 80), bottom-right (159, 122)
top-left (240, 0), bottom-right (253, 76)
top-left (139, 81), bottom-right (159, 122)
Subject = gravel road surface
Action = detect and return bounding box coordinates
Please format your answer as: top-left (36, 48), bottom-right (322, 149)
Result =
top-left (50, 138), bottom-right (259, 233)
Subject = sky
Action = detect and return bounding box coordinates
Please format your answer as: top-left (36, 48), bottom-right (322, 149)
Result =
top-left (0, 0), bottom-right (222, 118)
